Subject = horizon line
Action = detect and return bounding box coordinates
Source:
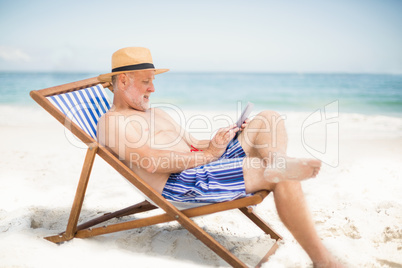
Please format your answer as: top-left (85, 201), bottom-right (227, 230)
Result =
top-left (1, 70), bottom-right (402, 75)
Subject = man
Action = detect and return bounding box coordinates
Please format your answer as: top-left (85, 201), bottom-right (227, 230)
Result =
top-left (97, 47), bottom-right (342, 267)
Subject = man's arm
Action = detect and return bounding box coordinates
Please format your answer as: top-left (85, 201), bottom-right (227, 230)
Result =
top-left (122, 117), bottom-right (212, 173)
top-left (123, 124), bottom-right (240, 174)
top-left (157, 109), bottom-right (249, 150)
top-left (106, 111), bottom-right (237, 174)
top-left (155, 109), bottom-right (210, 150)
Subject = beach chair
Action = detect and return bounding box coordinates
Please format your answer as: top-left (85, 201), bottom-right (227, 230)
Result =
top-left (30, 77), bottom-right (282, 268)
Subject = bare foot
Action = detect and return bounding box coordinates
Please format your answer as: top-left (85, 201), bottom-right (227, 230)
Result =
top-left (263, 156), bottom-right (322, 182)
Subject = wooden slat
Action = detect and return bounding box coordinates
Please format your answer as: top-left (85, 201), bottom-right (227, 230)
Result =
top-left (76, 201), bottom-right (157, 231)
top-left (64, 143), bottom-right (98, 239)
top-left (75, 192), bottom-right (267, 232)
top-left (74, 192), bottom-right (268, 239)
top-left (34, 77), bottom-right (111, 97)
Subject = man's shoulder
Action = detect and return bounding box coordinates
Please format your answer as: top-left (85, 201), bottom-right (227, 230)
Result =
top-left (97, 109), bottom-right (126, 132)
top-left (151, 107), bottom-right (172, 118)
top-left (102, 108), bottom-right (145, 120)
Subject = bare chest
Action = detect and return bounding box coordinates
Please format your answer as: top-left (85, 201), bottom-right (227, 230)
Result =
top-left (133, 112), bottom-right (189, 151)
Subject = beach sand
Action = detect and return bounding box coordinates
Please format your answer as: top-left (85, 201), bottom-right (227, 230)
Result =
top-left (1, 105), bottom-right (401, 267)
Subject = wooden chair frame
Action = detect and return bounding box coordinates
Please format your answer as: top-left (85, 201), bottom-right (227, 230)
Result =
top-left (30, 77), bottom-right (282, 268)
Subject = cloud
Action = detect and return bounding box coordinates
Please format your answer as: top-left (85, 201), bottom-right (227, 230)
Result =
top-left (0, 46), bottom-right (31, 62)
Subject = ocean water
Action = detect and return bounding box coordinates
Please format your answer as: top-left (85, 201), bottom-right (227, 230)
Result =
top-left (1, 72), bottom-right (401, 116)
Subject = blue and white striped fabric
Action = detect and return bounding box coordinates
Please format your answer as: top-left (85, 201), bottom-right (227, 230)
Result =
top-left (162, 139), bottom-right (249, 203)
top-left (47, 84), bottom-right (111, 139)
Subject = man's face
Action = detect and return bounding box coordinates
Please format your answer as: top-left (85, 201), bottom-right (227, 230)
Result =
top-left (124, 70), bottom-right (155, 111)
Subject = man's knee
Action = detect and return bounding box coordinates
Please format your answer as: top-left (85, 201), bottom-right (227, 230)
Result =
top-left (273, 180), bottom-right (302, 194)
top-left (253, 110), bottom-right (283, 129)
top-left (258, 110), bottom-right (281, 120)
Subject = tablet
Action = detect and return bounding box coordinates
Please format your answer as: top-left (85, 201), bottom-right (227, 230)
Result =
top-left (236, 102), bottom-right (254, 128)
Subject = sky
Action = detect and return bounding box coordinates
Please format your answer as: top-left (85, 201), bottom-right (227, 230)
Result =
top-left (0, 0), bottom-right (401, 73)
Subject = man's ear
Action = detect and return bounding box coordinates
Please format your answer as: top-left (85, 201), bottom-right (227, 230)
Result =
top-left (117, 73), bottom-right (129, 90)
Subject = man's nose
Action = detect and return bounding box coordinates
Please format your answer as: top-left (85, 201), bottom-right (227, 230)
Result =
top-left (148, 81), bottom-right (155, 92)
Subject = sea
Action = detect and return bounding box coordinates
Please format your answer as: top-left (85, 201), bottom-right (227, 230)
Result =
top-left (1, 72), bottom-right (401, 117)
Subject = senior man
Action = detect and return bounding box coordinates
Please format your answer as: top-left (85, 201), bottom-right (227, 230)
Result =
top-left (97, 47), bottom-right (341, 267)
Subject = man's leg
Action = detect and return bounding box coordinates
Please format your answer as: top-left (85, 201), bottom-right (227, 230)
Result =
top-left (273, 181), bottom-right (340, 267)
top-left (238, 110), bottom-right (288, 163)
top-left (242, 158), bottom-right (340, 267)
top-left (238, 111), bottom-right (341, 267)
top-left (238, 110), bottom-right (321, 181)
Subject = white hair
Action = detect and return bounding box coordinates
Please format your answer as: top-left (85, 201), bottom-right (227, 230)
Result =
top-left (111, 75), bottom-right (118, 91)
top-left (111, 72), bottom-right (135, 91)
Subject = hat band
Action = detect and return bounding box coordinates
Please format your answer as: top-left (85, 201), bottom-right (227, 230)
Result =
top-left (112, 63), bottom-right (155, 73)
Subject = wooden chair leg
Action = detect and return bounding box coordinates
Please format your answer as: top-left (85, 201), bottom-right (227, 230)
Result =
top-left (45, 143), bottom-right (98, 243)
top-left (239, 207), bottom-right (282, 241)
top-left (182, 206), bottom-right (282, 267)
top-left (256, 240), bottom-right (281, 268)
top-left (176, 216), bottom-right (249, 268)
top-left (239, 206), bottom-right (282, 266)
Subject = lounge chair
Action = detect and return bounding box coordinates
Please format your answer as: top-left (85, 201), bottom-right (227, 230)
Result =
top-left (30, 77), bottom-right (282, 268)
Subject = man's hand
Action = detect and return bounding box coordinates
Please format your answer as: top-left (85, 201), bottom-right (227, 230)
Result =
top-left (204, 124), bottom-right (239, 160)
top-left (239, 118), bottom-right (250, 131)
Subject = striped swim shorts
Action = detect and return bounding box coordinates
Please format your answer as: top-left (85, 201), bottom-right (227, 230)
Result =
top-left (162, 138), bottom-right (249, 203)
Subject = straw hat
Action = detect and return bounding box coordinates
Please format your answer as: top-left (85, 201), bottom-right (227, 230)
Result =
top-left (98, 47), bottom-right (169, 82)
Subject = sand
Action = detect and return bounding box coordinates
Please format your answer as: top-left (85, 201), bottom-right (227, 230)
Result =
top-left (0, 105), bottom-right (401, 267)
